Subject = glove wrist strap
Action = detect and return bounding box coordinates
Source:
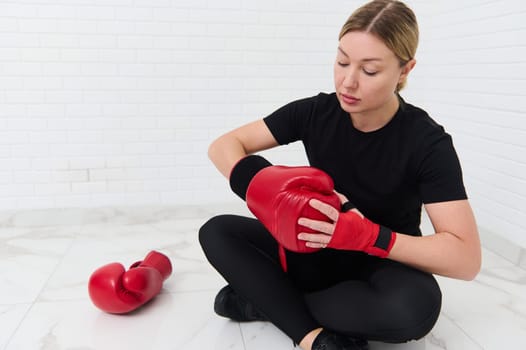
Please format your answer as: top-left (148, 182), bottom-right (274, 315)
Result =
top-left (229, 155), bottom-right (272, 200)
top-left (341, 201), bottom-right (356, 212)
top-left (369, 226), bottom-right (397, 258)
top-left (375, 225), bottom-right (394, 251)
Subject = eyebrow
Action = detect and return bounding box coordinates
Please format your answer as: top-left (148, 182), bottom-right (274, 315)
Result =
top-left (338, 47), bottom-right (383, 62)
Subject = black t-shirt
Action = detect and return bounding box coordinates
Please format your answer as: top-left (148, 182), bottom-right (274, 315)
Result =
top-left (264, 92), bottom-right (467, 237)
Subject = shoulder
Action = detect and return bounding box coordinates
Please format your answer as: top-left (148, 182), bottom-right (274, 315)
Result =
top-left (312, 92), bottom-right (341, 111)
top-left (398, 98), bottom-right (451, 146)
top-left (397, 98), bottom-right (461, 170)
top-left (315, 91), bottom-right (339, 104)
top-left (263, 92), bottom-right (339, 144)
top-left (398, 100), bottom-right (467, 203)
top-left (285, 91), bottom-right (339, 110)
top-left (265, 91), bottom-right (340, 123)
top-left (399, 99), bottom-right (443, 132)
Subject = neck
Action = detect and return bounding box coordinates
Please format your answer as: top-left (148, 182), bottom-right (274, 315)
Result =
top-left (351, 94), bottom-right (400, 132)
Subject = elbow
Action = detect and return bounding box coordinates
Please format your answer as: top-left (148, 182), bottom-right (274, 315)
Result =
top-left (465, 238), bottom-right (483, 281)
top-left (208, 136), bottom-right (225, 164)
top-left (459, 251), bottom-right (482, 281)
top-left (207, 137), bottom-right (226, 177)
top-left (451, 229), bottom-right (482, 281)
top-left (207, 135), bottom-right (246, 178)
top-left (460, 264), bottom-right (480, 281)
top-left (468, 257), bottom-right (482, 281)
top-left (207, 139), bottom-right (218, 162)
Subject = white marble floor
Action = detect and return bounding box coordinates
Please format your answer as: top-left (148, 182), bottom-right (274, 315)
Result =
top-left (0, 203), bottom-right (525, 350)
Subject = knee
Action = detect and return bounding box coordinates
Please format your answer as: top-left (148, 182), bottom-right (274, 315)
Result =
top-left (387, 283), bottom-right (442, 342)
top-left (198, 214), bottom-right (229, 251)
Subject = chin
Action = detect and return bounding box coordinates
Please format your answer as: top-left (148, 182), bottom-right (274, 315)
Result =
top-left (338, 101), bottom-right (362, 114)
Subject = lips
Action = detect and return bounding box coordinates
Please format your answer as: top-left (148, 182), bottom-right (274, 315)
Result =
top-left (340, 93), bottom-right (360, 105)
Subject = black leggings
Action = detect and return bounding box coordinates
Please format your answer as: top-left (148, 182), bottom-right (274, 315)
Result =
top-left (199, 214), bottom-right (442, 344)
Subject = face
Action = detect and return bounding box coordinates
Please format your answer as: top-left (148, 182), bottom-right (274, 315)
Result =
top-left (334, 31), bottom-right (414, 118)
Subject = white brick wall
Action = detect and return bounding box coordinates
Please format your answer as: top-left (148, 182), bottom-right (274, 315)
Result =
top-left (403, 0), bottom-right (526, 249)
top-left (1, 1), bottom-right (525, 248)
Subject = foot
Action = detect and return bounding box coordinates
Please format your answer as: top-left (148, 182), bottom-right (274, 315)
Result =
top-left (312, 329), bottom-right (369, 350)
top-left (214, 285), bottom-right (267, 322)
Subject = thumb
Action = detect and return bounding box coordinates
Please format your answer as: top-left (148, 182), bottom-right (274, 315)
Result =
top-left (122, 267), bottom-right (163, 295)
top-left (334, 191), bottom-right (348, 204)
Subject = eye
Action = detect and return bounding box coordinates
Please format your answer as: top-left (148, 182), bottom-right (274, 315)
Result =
top-left (363, 69), bottom-right (378, 76)
top-left (337, 62), bottom-right (349, 67)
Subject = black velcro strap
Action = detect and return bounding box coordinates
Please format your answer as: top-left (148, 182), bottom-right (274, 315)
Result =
top-left (341, 201), bottom-right (356, 212)
top-left (229, 155), bottom-right (272, 200)
top-left (374, 225), bottom-right (393, 251)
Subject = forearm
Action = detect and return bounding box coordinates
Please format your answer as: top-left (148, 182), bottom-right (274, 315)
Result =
top-left (388, 231), bottom-right (481, 280)
top-left (208, 120), bottom-right (279, 178)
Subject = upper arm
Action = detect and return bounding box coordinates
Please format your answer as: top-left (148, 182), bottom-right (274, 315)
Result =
top-left (424, 199), bottom-right (481, 255)
top-left (208, 95), bottom-right (314, 177)
top-left (222, 95), bottom-right (316, 154)
top-left (208, 119), bottom-right (280, 177)
top-left (229, 119), bottom-right (280, 154)
top-left (417, 134), bottom-right (467, 204)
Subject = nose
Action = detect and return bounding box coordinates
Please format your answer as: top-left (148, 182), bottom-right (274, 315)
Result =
top-left (342, 69), bottom-right (358, 89)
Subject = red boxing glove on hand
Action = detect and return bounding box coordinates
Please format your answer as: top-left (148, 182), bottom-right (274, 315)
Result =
top-left (88, 251), bottom-right (172, 314)
top-left (327, 203), bottom-right (397, 257)
top-left (229, 155), bottom-right (341, 271)
top-left (247, 165), bottom-right (341, 254)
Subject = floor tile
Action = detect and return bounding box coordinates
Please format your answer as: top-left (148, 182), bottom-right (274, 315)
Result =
top-left (436, 251), bottom-right (526, 350)
top-left (0, 304), bottom-right (31, 350)
top-left (0, 226), bottom-right (78, 304)
top-left (5, 291), bottom-right (243, 350)
top-left (1, 204), bottom-right (525, 350)
top-left (241, 321), bottom-right (295, 349)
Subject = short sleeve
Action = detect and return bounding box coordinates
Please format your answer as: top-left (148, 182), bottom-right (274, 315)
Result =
top-left (417, 134), bottom-right (468, 204)
top-left (263, 95), bottom-right (318, 145)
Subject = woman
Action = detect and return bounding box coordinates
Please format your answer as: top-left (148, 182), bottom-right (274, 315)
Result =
top-left (199, 1), bottom-right (481, 349)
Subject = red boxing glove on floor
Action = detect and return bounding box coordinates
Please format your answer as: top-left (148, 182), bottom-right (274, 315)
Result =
top-left (327, 203), bottom-right (397, 257)
top-left (88, 251), bottom-right (172, 314)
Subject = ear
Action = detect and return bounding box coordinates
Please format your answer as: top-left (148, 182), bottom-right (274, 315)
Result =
top-left (399, 59), bottom-right (416, 84)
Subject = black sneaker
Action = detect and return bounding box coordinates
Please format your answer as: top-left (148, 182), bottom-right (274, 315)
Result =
top-left (312, 330), bottom-right (369, 350)
top-left (213, 285), bottom-right (267, 322)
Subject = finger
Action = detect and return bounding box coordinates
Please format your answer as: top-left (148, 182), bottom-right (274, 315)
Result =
top-left (297, 232), bottom-right (332, 245)
top-left (351, 208), bottom-right (364, 219)
top-left (334, 191), bottom-right (348, 204)
top-left (297, 217), bottom-right (334, 235)
top-left (308, 198), bottom-right (339, 222)
top-left (305, 241), bottom-right (328, 249)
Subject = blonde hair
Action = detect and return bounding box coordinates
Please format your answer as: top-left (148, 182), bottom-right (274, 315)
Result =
top-left (339, 0), bottom-right (419, 91)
